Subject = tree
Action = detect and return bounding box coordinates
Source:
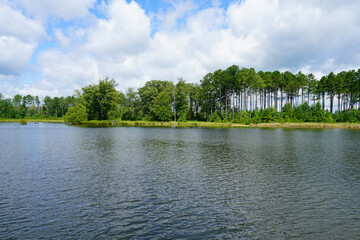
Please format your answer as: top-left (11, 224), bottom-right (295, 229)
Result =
top-left (81, 77), bottom-right (119, 120)
top-left (200, 73), bottom-right (216, 119)
top-left (306, 73), bottom-right (316, 105)
top-left (122, 87), bottom-right (141, 120)
top-left (152, 87), bottom-right (173, 121)
top-left (34, 96), bottom-right (41, 114)
top-left (188, 83), bottom-right (201, 120)
top-left (271, 71), bottom-right (283, 111)
top-left (224, 65), bottom-right (240, 119)
top-left (138, 80), bottom-right (174, 121)
top-left (175, 78), bottom-right (189, 121)
top-left (283, 71), bottom-right (297, 106)
top-left (64, 106), bottom-right (88, 124)
top-left (318, 76), bottom-right (327, 110)
top-left (296, 71), bottom-right (307, 106)
top-left (13, 94), bottom-right (22, 109)
top-left (326, 72), bottom-right (336, 113)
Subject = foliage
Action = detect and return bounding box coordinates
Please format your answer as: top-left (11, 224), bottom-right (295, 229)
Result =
top-left (2, 66), bottom-right (360, 124)
top-left (138, 80), bottom-right (174, 121)
top-left (81, 77), bottom-right (119, 120)
top-left (64, 106), bottom-right (88, 124)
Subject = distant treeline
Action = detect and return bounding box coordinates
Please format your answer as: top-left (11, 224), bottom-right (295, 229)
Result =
top-left (0, 94), bottom-right (76, 119)
top-left (1, 65), bottom-right (360, 124)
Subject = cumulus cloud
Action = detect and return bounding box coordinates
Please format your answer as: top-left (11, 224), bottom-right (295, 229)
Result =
top-left (15, 0), bottom-right (96, 21)
top-left (0, 3), bottom-right (45, 41)
top-left (35, 49), bottom-right (100, 96)
top-left (54, 29), bottom-right (71, 48)
top-left (227, 0), bottom-right (360, 73)
top-left (86, 0), bottom-right (151, 59)
top-left (3, 0), bottom-right (360, 98)
top-left (0, 2), bottom-right (46, 76)
top-left (156, 0), bottom-right (197, 31)
top-left (0, 36), bottom-right (36, 75)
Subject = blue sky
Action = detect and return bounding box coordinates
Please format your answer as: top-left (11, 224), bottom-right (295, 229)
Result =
top-left (1, 0), bottom-right (360, 98)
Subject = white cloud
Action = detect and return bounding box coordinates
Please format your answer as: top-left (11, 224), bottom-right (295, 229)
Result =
top-left (0, 3), bottom-right (45, 42)
top-left (0, 2), bottom-right (46, 76)
top-left (226, 0), bottom-right (360, 72)
top-left (157, 0), bottom-right (197, 31)
top-left (4, 0), bottom-right (360, 97)
top-left (86, 0), bottom-right (151, 59)
top-left (54, 29), bottom-right (71, 48)
top-left (15, 0), bottom-right (96, 21)
top-left (35, 50), bottom-right (100, 97)
top-left (0, 36), bottom-right (36, 75)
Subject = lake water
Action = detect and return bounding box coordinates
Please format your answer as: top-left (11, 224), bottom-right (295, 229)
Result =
top-left (0, 123), bottom-right (359, 239)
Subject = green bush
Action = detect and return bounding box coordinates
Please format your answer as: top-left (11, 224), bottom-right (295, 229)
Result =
top-left (64, 106), bottom-right (88, 124)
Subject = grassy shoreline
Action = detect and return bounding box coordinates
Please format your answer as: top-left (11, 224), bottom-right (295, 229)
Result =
top-left (250, 122), bottom-right (360, 129)
top-left (2, 119), bottom-right (360, 129)
top-left (0, 119), bottom-right (64, 123)
top-left (79, 120), bottom-right (249, 128)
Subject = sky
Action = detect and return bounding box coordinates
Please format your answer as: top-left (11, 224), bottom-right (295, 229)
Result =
top-left (1, 0), bottom-right (360, 98)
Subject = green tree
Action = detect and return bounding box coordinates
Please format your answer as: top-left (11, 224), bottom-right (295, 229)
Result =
top-left (81, 77), bottom-right (119, 120)
top-left (326, 72), bottom-right (336, 113)
top-left (122, 87), bottom-right (141, 120)
top-left (64, 106), bottom-right (88, 124)
top-left (138, 80), bottom-right (174, 120)
top-left (175, 78), bottom-right (189, 121)
top-left (152, 88), bottom-right (173, 121)
top-left (188, 83), bottom-right (201, 120)
top-left (271, 70), bottom-right (283, 111)
top-left (200, 73), bottom-right (216, 119)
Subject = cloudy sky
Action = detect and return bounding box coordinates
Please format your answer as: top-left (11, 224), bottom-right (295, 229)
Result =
top-left (1, 0), bottom-right (360, 98)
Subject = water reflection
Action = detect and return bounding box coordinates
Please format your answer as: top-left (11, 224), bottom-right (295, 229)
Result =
top-left (0, 123), bottom-right (359, 239)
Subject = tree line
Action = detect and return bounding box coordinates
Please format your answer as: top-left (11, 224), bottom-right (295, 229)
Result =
top-left (0, 93), bottom-right (75, 119)
top-left (1, 66), bottom-right (360, 123)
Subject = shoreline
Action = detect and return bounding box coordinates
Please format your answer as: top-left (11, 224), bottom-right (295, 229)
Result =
top-left (250, 122), bottom-right (360, 129)
top-left (0, 119), bottom-right (64, 123)
top-left (79, 120), bottom-right (250, 128)
top-left (2, 119), bottom-right (360, 129)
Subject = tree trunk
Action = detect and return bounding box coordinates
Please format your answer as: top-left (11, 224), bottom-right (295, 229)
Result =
top-left (225, 92), bottom-right (228, 121)
top-left (256, 92), bottom-right (258, 110)
top-left (302, 89), bottom-right (304, 104)
top-left (286, 93), bottom-right (289, 105)
top-left (240, 90), bottom-right (243, 113)
top-left (250, 92), bottom-right (253, 111)
top-left (330, 94), bottom-right (333, 113)
top-left (232, 89), bottom-right (235, 119)
top-left (263, 90), bottom-right (266, 109)
top-left (219, 88), bottom-right (222, 116)
top-left (244, 90), bottom-right (247, 111)
top-left (268, 92), bottom-right (271, 108)
top-left (274, 89), bottom-right (277, 111)
top-left (308, 91), bottom-right (310, 104)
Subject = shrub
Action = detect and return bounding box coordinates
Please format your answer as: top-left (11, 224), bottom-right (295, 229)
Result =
top-left (64, 106), bottom-right (88, 124)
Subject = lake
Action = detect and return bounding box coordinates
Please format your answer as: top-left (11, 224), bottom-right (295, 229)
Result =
top-left (0, 123), bottom-right (359, 239)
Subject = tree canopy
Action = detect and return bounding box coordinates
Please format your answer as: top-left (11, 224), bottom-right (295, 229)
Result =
top-left (2, 67), bottom-right (360, 124)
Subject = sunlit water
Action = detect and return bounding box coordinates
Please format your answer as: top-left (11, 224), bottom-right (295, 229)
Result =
top-left (0, 123), bottom-right (359, 239)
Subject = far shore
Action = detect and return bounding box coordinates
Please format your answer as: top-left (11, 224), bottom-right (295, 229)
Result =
top-left (250, 122), bottom-right (360, 129)
top-left (2, 119), bottom-right (360, 129)
top-left (0, 119), bottom-right (64, 123)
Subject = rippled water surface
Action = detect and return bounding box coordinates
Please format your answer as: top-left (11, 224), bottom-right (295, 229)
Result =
top-left (0, 123), bottom-right (360, 239)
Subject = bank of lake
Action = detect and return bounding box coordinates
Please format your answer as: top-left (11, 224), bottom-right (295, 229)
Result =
top-left (3, 118), bottom-right (360, 129)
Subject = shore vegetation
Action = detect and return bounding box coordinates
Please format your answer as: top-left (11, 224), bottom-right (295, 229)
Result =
top-left (1, 66), bottom-right (360, 128)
